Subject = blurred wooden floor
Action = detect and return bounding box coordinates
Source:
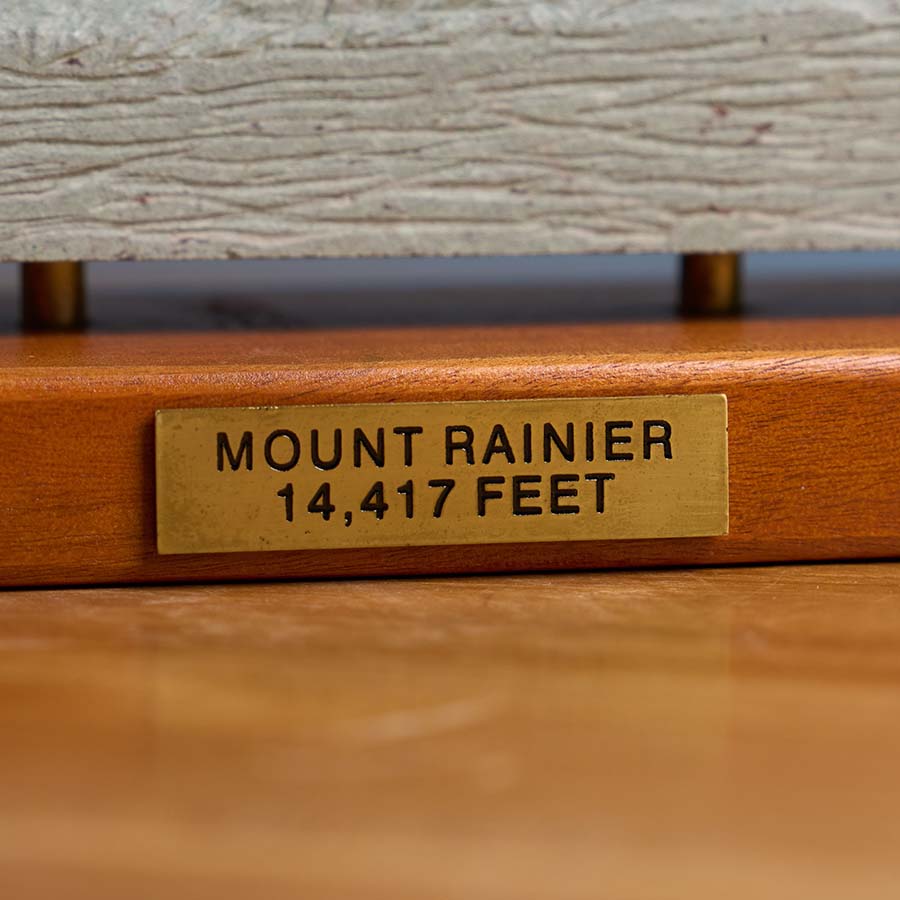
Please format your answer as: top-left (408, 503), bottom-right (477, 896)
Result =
top-left (2, 563), bottom-right (900, 899)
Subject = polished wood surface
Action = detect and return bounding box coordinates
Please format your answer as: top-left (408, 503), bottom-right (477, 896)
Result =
top-left (1, 317), bottom-right (899, 585)
top-left (3, 563), bottom-right (900, 899)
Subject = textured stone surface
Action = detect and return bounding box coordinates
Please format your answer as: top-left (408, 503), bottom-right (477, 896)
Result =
top-left (3, 1), bottom-right (900, 260)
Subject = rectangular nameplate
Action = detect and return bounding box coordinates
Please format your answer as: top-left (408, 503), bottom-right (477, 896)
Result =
top-left (155, 396), bottom-right (728, 554)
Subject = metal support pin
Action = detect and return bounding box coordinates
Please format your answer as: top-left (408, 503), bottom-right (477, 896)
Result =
top-left (21, 261), bottom-right (86, 332)
top-left (680, 252), bottom-right (742, 317)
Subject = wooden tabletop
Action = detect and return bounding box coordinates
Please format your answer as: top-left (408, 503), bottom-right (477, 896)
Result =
top-left (2, 563), bottom-right (900, 898)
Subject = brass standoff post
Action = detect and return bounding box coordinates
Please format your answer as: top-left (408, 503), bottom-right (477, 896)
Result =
top-left (21, 261), bottom-right (86, 332)
top-left (680, 253), bottom-right (742, 317)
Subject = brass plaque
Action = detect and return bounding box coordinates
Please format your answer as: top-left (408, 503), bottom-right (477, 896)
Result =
top-left (155, 395), bottom-right (728, 555)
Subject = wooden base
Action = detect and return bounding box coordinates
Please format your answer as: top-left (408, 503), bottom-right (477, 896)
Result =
top-left (1, 317), bottom-right (899, 586)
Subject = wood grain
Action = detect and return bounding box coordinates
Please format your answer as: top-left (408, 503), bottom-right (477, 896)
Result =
top-left (1, 317), bottom-right (899, 586)
top-left (3, 564), bottom-right (900, 899)
top-left (4, 1), bottom-right (900, 261)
